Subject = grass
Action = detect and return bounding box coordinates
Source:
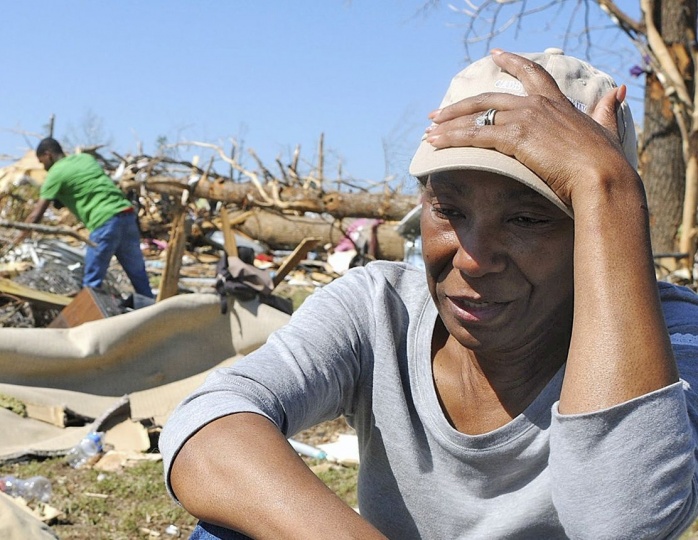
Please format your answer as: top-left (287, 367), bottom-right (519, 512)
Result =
top-left (0, 421), bottom-right (358, 539)
top-left (682, 521), bottom-right (698, 539)
top-left (311, 462), bottom-right (359, 510)
top-left (0, 456), bottom-right (198, 539)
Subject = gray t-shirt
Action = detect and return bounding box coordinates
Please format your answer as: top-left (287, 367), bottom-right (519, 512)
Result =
top-left (160, 261), bottom-right (698, 539)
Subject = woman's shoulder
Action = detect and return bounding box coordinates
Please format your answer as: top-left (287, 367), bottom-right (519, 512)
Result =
top-left (362, 259), bottom-right (425, 278)
top-left (339, 260), bottom-right (428, 294)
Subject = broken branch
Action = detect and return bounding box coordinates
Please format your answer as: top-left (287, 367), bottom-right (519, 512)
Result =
top-left (0, 220), bottom-right (95, 247)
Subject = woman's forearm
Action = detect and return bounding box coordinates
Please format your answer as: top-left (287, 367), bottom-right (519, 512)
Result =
top-left (559, 170), bottom-right (678, 414)
top-left (170, 412), bottom-right (386, 539)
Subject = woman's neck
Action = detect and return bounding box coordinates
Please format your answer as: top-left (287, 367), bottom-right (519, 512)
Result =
top-left (431, 318), bottom-right (569, 435)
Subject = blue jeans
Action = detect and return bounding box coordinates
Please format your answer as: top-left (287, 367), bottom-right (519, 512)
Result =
top-left (84, 210), bottom-right (153, 298)
top-left (189, 522), bottom-right (251, 539)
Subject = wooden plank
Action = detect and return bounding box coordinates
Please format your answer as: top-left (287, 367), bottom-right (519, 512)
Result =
top-left (0, 277), bottom-right (72, 307)
top-left (220, 206), bottom-right (238, 258)
top-left (157, 156), bottom-right (214, 302)
top-left (156, 210), bottom-right (187, 301)
top-left (273, 237), bottom-right (320, 287)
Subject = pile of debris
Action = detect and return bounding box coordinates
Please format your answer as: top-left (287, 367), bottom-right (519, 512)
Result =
top-left (0, 142), bottom-right (422, 328)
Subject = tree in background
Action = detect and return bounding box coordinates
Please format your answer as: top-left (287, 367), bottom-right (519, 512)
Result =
top-left (62, 109), bottom-right (113, 152)
top-left (425, 0), bottom-right (696, 268)
top-left (638, 0), bottom-right (696, 266)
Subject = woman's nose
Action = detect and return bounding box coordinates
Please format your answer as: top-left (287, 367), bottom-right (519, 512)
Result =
top-left (452, 227), bottom-right (507, 278)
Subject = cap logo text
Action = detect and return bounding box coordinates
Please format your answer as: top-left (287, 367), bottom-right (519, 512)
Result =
top-left (495, 79), bottom-right (526, 95)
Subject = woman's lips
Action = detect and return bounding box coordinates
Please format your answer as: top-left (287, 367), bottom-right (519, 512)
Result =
top-left (447, 296), bottom-right (508, 322)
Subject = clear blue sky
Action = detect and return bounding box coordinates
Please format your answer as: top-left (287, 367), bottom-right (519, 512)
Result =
top-left (0, 1), bottom-right (643, 186)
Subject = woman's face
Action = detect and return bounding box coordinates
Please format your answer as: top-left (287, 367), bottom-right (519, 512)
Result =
top-left (421, 170), bottom-right (575, 355)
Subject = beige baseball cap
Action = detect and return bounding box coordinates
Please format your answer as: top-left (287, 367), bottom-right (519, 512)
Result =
top-left (408, 48), bottom-right (638, 218)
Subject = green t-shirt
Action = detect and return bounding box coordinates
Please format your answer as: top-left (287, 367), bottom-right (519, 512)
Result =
top-left (40, 153), bottom-right (131, 231)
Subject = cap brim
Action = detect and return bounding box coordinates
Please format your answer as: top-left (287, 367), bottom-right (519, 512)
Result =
top-left (409, 139), bottom-right (573, 218)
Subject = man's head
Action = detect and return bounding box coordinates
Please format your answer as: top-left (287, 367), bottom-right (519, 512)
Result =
top-left (409, 48), bottom-right (638, 218)
top-left (36, 138), bottom-right (65, 171)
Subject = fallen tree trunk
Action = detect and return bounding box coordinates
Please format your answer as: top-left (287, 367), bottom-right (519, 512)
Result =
top-left (133, 176), bottom-right (419, 221)
top-left (230, 210), bottom-right (407, 261)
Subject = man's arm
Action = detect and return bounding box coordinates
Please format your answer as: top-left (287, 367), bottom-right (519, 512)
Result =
top-left (10, 198), bottom-right (52, 246)
top-left (170, 412), bottom-right (386, 539)
top-left (25, 198), bottom-right (51, 225)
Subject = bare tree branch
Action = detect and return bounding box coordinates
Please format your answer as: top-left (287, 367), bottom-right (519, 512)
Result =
top-left (640, 0), bottom-right (693, 108)
top-left (0, 220), bottom-right (95, 246)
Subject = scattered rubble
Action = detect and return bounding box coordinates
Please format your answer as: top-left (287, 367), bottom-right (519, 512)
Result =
top-left (0, 144), bottom-right (421, 328)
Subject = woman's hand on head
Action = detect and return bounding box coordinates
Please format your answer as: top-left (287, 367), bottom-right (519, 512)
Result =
top-left (424, 50), bottom-right (638, 208)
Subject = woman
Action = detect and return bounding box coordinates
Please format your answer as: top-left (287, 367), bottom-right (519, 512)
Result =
top-left (161, 49), bottom-right (698, 539)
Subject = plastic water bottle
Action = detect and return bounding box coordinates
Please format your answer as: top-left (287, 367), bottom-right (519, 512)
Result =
top-left (0, 475), bottom-right (52, 503)
top-left (65, 431), bottom-right (104, 469)
top-left (288, 439), bottom-right (327, 460)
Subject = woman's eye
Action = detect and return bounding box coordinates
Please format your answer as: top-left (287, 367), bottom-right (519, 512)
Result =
top-left (510, 216), bottom-right (550, 226)
top-left (433, 207), bottom-right (462, 219)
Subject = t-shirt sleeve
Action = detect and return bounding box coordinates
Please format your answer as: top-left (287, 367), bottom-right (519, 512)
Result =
top-left (39, 168), bottom-right (62, 200)
top-left (549, 283), bottom-right (698, 539)
top-left (159, 266), bottom-right (381, 499)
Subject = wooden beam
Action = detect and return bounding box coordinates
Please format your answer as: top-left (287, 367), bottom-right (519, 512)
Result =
top-left (157, 156), bottom-right (216, 301)
top-left (273, 237), bottom-right (320, 287)
top-left (0, 277), bottom-right (72, 308)
top-left (219, 206), bottom-right (238, 258)
top-left (156, 211), bottom-right (187, 301)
